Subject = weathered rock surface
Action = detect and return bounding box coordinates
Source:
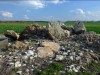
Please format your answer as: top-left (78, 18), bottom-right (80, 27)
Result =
top-left (55, 55), bottom-right (64, 61)
top-left (61, 25), bottom-right (74, 35)
top-left (12, 41), bottom-right (29, 49)
top-left (19, 22), bottom-right (70, 40)
top-left (41, 41), bottom-right (60, 52)
top-left (19, 24), bottom-right (41, 40)
top-left (92, 38), bottom-right (100, 51)
top-left (74, 21), bottom-right (86, 34)
top-left (0, 34), bottom-right (7, 39)
top-left (5, 30), bottom-right (19, 40)
top-left (46, 22), bottom-right (70, 40)
top-left (37, 41), bottom-right (60, 58)
top-left (73, 31), bottom-right (97, 43)
top-left (37, 47), bottom-right (54, 58)
top-left (0, 34), bottom-right (8, 49)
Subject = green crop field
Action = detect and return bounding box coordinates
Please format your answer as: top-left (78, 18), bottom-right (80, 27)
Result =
top-left (0, 21), bottom-right (47, 34)
top-left (65, 21), bottom-right (100, 34)
top-left (0, 21), bottom-right (100, 34)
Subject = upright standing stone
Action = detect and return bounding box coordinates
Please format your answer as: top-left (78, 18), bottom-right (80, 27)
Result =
top-left (74, 21), bottom-right (86, 34)
top-left (46, 22), bottom-right (69, 40)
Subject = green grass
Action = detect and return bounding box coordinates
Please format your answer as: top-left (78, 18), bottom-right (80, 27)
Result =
top-left (0, 21), bottom-right (100, 34)
top-left (85, 22), bottom-right (100, 33)
top-left (33, 62), bottom-right (65, 75)
top-left (65, 21), bottom-right (100, 34)
top-left (0, 22), bottom-right (30, 34)
top-left (0, 21), bottom-right (47, 34)
top-left (33, 62), bottom-right (100, 75)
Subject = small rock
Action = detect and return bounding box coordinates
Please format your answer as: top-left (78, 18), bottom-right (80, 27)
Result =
top-left (27, 50), bottom-right (34, 56)
top-left (70, 52), bottom-right (76, 56)
top-left (55, 55), bottom-right (64, 61)
top-left (70, 56), bottom-right (74, 61)
top-left (23, 64), bottom-right (26, 67)
top-left (67, 50), bottom-right (71, 53)
top-left (16, 71), bottom-right (22, 75)
top-left (15, 61), bottom-right (21, 68)
top-left (63, 52), bottom-right (68, 56)
top-left (76, 56), bottom-right (81, 60)
top-left (12, 41), bottom-right (29, 49)
top-left (61, 46), bottom-right (65, 51)
top-left (79, 52), bottom-right (83, 56)
top-left (23, 55), bottom-right (28, 59)
top-left (68, 64), bottom-right (79, 72)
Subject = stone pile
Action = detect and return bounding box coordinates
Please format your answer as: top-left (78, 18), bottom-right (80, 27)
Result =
top-left (0, 21), bottom-right (100, 75)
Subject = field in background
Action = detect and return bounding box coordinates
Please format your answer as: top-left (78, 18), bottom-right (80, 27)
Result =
top-left (65, 21), bottom-right (100, 34)
top-left (0, 21), bottom-right (47, 34)
top-left (0, 21), bottom-right (100, 34)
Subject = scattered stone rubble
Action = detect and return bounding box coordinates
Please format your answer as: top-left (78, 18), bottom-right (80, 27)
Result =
top-left (0, 21), bottom-right (100, 75)
top-left (12, 41), bottom-right (30, 49)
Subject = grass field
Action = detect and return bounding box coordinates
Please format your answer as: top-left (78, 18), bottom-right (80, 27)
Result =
top-left (0, 21), bottom-right (47, 34)
top-left (65, 21), bottom-right (100, 34)
top-left (0, 21), bottom-right (100, 34)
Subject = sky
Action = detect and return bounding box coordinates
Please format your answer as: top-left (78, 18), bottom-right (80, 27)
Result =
top-left (0, 0), bottom-right (100, 21)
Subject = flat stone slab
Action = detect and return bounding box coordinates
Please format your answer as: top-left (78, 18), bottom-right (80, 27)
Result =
top-left (0, 34), bottom-right (8, 49)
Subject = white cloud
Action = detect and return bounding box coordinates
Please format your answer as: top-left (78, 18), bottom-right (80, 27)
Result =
top-left (25, 0), bottom-right (68, 7)
top-left (26, 0), bottom-right (45, 9)
top-left (77, 9), bottom-right (85, 14)
top-left (0, 0), bottom-right (69, 9)
top-left (70, 8), bottom-right (85, 15)
top-left (0, 11), bottom-right (13, 18)
top-left (87, 11), bottom-right (100, 16)
top-left (24, 15), bottom-right (29, 20)
top-left (51, 0), bottom-right (66, 4)
top-left (69, 8), bottom-right (100, 21)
